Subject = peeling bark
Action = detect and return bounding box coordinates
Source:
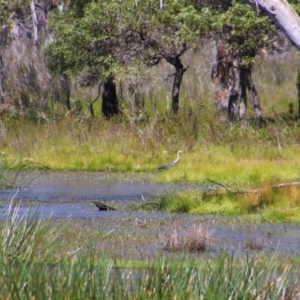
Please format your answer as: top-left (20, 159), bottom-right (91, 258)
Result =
top-left (211, 27), bottom-right (262, 121)
top-left (30, 0), bottom-right (39, 46)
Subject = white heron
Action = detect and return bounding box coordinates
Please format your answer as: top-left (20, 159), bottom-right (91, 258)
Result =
top-left (157, 150), bottom-right (183, 169)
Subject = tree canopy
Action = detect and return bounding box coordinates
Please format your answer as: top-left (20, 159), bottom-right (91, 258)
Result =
top-left (1, 0), bottom-right (299, 118)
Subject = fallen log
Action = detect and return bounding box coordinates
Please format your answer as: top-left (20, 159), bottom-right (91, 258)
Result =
top-left (204, 178), bottom-right (300, 199)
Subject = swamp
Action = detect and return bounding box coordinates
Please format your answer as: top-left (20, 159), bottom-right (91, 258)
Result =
top-left (1, 0), bottom-right (300, 298)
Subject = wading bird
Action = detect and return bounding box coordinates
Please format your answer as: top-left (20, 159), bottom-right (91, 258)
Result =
top-left (157, 150), bottom-right (183, 169)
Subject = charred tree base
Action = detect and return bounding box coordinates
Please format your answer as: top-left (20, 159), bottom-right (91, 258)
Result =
top-left (102, 79), bottom-right (119, 119)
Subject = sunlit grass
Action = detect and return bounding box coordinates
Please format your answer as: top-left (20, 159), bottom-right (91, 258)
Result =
top-left (1, 50), bottom-right (300, 188)
top-left (2, 121), bottom-right (300, 187)
top-left (157, 183), bottom-right (300, 222)
top-left (155, 144), bottom-right (300, 185)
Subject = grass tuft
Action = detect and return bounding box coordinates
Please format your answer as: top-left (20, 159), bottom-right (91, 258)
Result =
top-left (162, 222), bottom-right (213, 252)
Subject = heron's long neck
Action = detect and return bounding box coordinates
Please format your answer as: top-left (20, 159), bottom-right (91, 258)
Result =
top-left (174, 152), bottom-right (181, 164)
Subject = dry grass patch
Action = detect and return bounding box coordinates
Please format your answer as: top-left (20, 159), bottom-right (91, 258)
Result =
top-left (244, 237), bottom-right (264, 251)
top-left (162, 223), bottom-right (213, 253)
top-left (244, 226), bottom-right (264, 251)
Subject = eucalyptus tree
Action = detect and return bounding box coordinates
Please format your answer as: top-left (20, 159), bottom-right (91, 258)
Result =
top-left (44, 0), bottom-right (141, 118)
top-left (243, 0), bottom-right (300, 51)
top-left (211, 1), bottom-right (274, 121)
top-left (131, 0), bottom-right (214, 114)
top-left (44, 0), bottom-right (215, 116)
top-left (240, 0), bottom-right (300, 120)
top-left (0, 1), bottom-right (10, 97)
top-left (0, 0), bottom-right (63, 116)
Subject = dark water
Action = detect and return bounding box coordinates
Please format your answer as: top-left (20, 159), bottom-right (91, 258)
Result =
top-left (1, 171), bottom-right (300, 255)
top-left (0, 171), bottom-right (195, 201)
top-left (1, 201), bottom-right (299, 255)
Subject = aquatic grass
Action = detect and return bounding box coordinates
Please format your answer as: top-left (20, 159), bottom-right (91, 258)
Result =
top-left (158, 190), bottom-right (242, 215)
top-left (238, 183), bottom-right (300, 221)
top-left (157, 184), bottom-right (300, 222)
top-left (0, 153), bottom-right (36, 188)
top-left (1, 201), bottom-right (300, 298)
top-left (0, 199), bottom-right (75, 265)
top-left (2, 251), bottom-right (298, 299)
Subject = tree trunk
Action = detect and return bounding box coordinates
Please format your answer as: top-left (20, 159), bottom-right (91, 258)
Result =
top-left (60, 74), bottom-right (71, 110)
top-left (30, 0), bottom-right (39, 46)
top-left (228, 58), bottom-right (241, 120)
top-left (0, 53), bottom-right (4, 96)
top-left (211, 37), bottom-right (241, 120)
top-left (212, 30), bottom-right (263, 121)
top-left (211, 40), bottom-right (231, 114)
top-left (172, 65), bottom-right (186, 114)
top-left (244, 67), bottom-right (263, 120)
top-left (239, 66), bottom-right (248, 119)
top-left (297, 71), bottom-right (300, 119)
top-left (102, 79), bottom-right (119, 118)
top-left (242, 0), bottom-right (300, 51)
top-left (164, 56), bottom-right (187, 114)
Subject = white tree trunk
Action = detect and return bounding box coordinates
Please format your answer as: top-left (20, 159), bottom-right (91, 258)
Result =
top-left (242, 0), bottom-right (300, 51)
top-left (30, 0), bottom-right (39, 46)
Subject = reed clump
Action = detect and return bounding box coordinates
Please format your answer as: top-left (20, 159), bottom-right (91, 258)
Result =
top-left (162, 222), bottom-right (213, 252)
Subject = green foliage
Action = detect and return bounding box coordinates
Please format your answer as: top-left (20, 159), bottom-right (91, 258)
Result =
top-left (45, 0), bottom-right (149, 80)
top-left (44, 0), bottom-right (216, 81)
top-left (290, 0), bottom-right (300, 15)
top-left (213, 0), bottom-right (275, 63)
top-left (149, 1), bottom-right (214, 47)
top-left (0, 0), bottom-right (30, 26)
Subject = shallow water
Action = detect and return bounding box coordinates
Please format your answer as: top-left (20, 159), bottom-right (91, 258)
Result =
top-left (1, 171), bottom-right (300, 256)
top-left (0, 171), bottom-right (196, 201)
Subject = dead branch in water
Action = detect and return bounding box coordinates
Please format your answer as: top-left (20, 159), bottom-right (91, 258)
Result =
top-left (203, 178), bottom-right (300, 199)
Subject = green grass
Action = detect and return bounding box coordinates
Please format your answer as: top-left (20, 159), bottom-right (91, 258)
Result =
top-left (2, 112), bottom-right (300, 220)
top-left (1, 204), bottom-right (300, 299)
top-left (155, 182), bottom-right (300, 222)
top-left (2, 118), bottom-right (300, 181)
top-left (1, 49), bottom-right (300, 221)
top-left (2, 252), bottom-right (298, 299)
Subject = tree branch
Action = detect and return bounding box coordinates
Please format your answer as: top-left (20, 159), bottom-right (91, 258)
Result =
top-left (204, 179), bottom-right (300, 199)
top-left (242, 0), bottom-right (300, 51)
